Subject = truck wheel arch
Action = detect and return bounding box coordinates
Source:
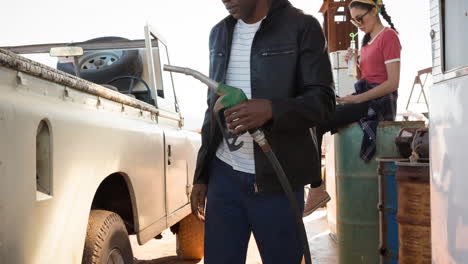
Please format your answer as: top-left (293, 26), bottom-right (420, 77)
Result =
top-left (90, 172), bottom-right (139, 235)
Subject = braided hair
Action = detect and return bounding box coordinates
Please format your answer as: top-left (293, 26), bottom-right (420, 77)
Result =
top-left (349, 0), bottom-right (398, 47)
top-left (380, 5), bottom-right (398, 33)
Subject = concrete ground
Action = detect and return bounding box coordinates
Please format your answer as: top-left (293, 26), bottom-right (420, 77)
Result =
top-left (132, 208), bottom-right (338, 264)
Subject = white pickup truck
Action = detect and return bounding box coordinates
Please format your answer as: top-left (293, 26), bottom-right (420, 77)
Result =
top-left (0, 25), bottom-right (203, 264)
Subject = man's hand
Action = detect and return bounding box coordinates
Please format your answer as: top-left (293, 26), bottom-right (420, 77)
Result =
top-left (224, 99), bottom-right (273, 135)
top-left (336, 94), bottom-right (363, 105)
top-left (190, 184), bottom-right (208, 221)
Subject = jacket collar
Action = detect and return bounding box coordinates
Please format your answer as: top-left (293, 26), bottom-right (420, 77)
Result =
top-left (267, 0), bottom-right (291, 18)
top-left (225, 0), bottom-right (291, 26)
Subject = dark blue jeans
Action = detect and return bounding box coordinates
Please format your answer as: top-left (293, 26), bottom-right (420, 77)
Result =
top-left (204, 157), bottom-right (305, 264)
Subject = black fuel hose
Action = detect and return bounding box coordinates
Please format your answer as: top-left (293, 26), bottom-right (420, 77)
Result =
top-left (264, 150), bottom-right (311, 264)
top-left (251, 130), bottom-right (311, 264)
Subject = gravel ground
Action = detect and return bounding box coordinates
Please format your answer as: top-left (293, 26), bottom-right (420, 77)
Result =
top-left (132, 208), bottom-right (337, 264)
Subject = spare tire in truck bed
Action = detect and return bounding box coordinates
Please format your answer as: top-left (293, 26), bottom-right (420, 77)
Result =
top-left (57, 36), bottom-right (143, 91)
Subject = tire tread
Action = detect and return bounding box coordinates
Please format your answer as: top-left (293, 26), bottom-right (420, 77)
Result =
top-left (82, 210), bottom-right (133, 264)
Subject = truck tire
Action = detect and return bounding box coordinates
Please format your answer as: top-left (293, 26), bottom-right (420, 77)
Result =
top-left (57, 37), bottom-right (143, 91)
top-left (176, 214), bottom-right (204, 260)
top-left (82, 210), bottom-right (133, 264)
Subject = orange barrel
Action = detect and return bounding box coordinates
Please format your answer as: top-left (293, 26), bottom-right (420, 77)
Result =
top-left (395, 161), bottom-right (431, 264)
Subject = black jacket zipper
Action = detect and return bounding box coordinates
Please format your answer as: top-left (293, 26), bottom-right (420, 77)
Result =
top-left (261, 50), bottom-right (296, 57)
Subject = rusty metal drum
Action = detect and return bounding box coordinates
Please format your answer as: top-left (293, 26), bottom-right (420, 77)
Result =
top-left (395, 161), bottom-right (431, 264)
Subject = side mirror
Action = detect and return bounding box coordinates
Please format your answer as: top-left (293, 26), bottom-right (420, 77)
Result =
top-left (49, 47), bottom-right (84, 57)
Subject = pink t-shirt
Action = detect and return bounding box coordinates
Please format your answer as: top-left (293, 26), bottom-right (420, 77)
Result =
top-left (360, 27), bottom-right (401, 84)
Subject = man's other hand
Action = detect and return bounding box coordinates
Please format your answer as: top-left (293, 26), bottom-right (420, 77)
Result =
top-left (224, 99), bottom-right (272, 135)
top-left (190, 184), bottom-right (208, 221)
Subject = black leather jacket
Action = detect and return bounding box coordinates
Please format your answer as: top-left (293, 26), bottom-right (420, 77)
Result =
top-left (193, 0), bottom-right (336, 193)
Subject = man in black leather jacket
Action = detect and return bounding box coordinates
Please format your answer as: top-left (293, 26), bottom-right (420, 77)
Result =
top-left (191, 0), bottom-right (335, 263)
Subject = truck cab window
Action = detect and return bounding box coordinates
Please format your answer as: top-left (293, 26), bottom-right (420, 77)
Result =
top-left (158, 41), bottom-right (176, 111)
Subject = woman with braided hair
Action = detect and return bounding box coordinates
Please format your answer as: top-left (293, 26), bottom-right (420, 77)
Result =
top-left (304, 0), bottom-right (401, 215)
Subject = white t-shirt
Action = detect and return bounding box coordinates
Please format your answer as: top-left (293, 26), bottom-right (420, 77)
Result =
top-left (215, 18), bottom-right (262, 174)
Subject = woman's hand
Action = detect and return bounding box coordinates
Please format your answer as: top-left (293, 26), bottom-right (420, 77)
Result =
top-left (344, 48), bottom-right (357, 64)
top-left (336, 94), bottom-right (363, 105)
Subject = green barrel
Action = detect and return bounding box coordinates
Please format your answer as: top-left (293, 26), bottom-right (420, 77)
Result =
top-left (335, 121), bottom-right (424, 264)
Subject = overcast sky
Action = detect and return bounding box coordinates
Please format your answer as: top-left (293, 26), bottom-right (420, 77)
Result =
top-left (1, 0), bottom-right (432, 129)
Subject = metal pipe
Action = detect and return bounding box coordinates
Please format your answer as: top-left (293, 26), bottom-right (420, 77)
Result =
top-left (163, 65), bottom-right (219, 90)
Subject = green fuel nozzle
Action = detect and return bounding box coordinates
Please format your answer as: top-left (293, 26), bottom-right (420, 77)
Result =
top-left (163, 64), bottom-right (268, 148)
top-left (163, 65), bottom-right (248, 113)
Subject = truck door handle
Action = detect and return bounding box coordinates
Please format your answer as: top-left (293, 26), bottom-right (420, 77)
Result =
top-left (168, 145), bottom-right (172, 165)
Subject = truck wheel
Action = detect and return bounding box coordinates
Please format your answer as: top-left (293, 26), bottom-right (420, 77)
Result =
top-left (176, 214), bottom-right (204, 260)
top-left (82, 210), bottom-right (133, 264)
top-left (57, 37), bottom-right (143, 91)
